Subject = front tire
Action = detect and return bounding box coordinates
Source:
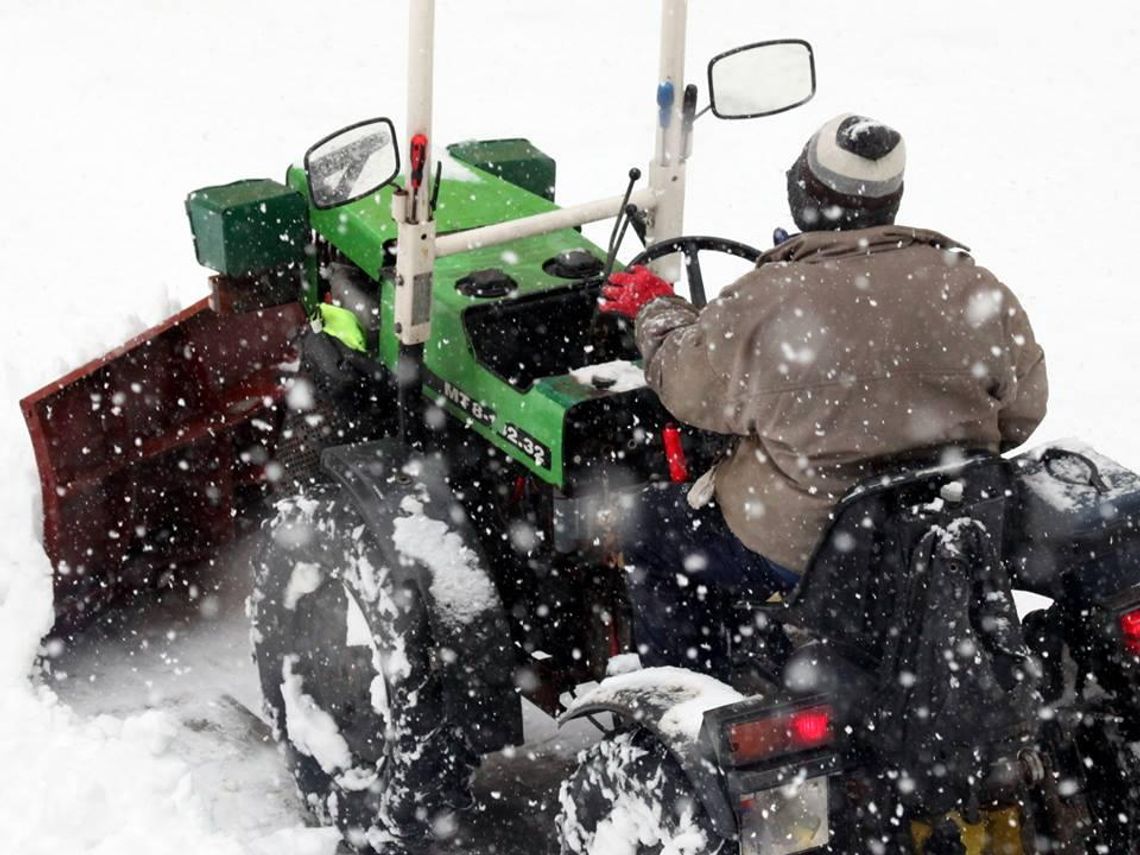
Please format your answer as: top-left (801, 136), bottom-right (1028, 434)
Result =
top-left (249, 482), bottom-right (475, 850)
top-left (557, 729), bottom-right (722, 855)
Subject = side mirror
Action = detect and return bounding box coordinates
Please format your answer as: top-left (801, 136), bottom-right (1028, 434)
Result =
top-left (304, 117), bottom-right (401, 209)
top-left (707, 40), bottom-right (816, 120)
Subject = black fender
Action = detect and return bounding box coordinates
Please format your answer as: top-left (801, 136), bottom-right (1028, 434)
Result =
top-left (321, 439), bottom-right (522, 753)
top-left (558, 665), bottom-right (739, 839)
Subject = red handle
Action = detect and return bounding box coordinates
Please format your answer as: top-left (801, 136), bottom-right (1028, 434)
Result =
top-left (661, 424), bottom-right (689, 483)
top-left (410, 133), bottom-right (428, 191)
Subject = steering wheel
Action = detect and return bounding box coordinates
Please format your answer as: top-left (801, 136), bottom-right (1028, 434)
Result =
top-left (627, 236), bottom-right (764, 308)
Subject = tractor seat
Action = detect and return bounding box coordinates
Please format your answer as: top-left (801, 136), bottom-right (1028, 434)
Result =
top-left (777, 451), bottom-right (1010, 663)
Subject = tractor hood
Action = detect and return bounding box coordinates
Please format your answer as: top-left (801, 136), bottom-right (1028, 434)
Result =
top-left (287, 152), bottom-right (559, 279)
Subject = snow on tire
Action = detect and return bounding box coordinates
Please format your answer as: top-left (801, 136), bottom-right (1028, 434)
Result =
top-left (557, 729), bottom-right (722, 855)
top-left (249, 481), bottom-right (476, 851)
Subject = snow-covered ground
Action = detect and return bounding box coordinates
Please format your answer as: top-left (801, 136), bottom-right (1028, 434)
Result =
top-left (2, 0), bottom-right (1139, 852)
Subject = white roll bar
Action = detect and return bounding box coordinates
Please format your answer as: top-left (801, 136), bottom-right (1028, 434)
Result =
top-left (393, 0), bottom-right (437, 345)
top-left (393, 0), bottom-right (690, 343)
top-left (435, 189), bottom-right (657, 258)
top-left (647, 0), bottom-right (689, 273)
top-left (404, 0), bottom-right (434, 225)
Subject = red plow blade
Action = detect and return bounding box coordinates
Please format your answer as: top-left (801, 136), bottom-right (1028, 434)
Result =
top-left (21, 298), bottom-right (307, 627)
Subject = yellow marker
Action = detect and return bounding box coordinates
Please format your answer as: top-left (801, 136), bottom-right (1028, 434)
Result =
top-left (318, 303), bottom-right (367, 352)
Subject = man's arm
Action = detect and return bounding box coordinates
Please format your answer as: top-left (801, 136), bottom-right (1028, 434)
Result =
top-left (634, 294), bottom-right (745, 435)
top-left (998, 291), bottom-right (1048, 449)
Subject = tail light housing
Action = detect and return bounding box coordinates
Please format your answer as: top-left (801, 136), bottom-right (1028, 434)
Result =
top-left (702, 694), bottom-right (838, 770)
top-left (726, 703), bottom-right (834, 766)
top-left (702, 696), bottom-right (839, 855)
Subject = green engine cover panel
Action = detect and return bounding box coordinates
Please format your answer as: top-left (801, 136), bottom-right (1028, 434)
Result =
top-left (447, 138), bottom-right (556, 202)
top-left (186, 178), bottom-right (308, 277)
top-left (420, 231), bottom-right (612, 484)
top-left (289, 147), bottom-right (635, 488)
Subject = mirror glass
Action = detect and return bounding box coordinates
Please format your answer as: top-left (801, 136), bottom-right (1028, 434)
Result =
top-left (305, 118), bottom-right (400, 209)
top-left (709, 40), bottom-right (816, 120)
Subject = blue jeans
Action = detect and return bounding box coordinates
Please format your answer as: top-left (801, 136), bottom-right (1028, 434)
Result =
top-left (623, 484), bottom-right (798, 677)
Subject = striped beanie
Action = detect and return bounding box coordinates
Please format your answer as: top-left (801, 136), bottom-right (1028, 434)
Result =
top-left (786, 113), bottom-right (906, 232)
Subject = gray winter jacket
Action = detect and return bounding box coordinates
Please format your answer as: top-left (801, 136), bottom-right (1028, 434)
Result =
top-left (634, 225), bottom-right (1048, 570)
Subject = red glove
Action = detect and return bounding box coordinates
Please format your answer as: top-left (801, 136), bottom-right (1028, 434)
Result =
top-left (599, 265), bottom-right (675, 319)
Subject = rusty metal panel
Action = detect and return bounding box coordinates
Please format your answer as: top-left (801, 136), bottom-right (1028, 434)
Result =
top-left (20, 298), bottom-right (307, 625)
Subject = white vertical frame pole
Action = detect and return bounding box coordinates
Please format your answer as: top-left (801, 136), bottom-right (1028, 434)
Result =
top-left (647, 0), bottom-right (689, 280)
top-left (404, 0), bottom-right (434, 225)
top-left (393, 0), bottom-right (437, 346)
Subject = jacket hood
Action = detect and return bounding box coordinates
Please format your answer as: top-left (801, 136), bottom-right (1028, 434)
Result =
top-left (760, 225), bottom-right (969, 265)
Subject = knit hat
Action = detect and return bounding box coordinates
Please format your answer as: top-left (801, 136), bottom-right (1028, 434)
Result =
top-left (786, 113), bottom-right (906, 231)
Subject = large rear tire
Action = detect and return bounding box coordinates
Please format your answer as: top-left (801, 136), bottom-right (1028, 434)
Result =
top-left (249, 482), bottom-right (476, 851)
top-left (556, 729), bottom-right (723, 855)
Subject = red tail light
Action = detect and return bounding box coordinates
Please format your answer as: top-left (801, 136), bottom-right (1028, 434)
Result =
top-left (1120, 608), bottom-right (1140, 655)
top-left (726, 704), bottom-right (834, 766)
top-left (791, 708), bottom-right (831, 744)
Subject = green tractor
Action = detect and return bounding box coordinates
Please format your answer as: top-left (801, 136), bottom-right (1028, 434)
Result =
top-left (22, 0), bottom-right (821, 849)
top-left (23, 2), bottom-right (1140, 854)
top-left (229, 4), bottom-right (822, 851)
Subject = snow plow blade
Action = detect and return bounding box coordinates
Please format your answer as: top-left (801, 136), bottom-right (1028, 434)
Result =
top-left (21, 298), bottom-right (308, 628)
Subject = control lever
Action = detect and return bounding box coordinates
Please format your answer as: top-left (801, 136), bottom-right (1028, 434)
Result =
top-left (602, 168), bottom-right (642, 282)
top-left (590, 168), bottom-right (643, 362)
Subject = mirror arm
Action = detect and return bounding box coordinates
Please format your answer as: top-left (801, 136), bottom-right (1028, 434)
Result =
top-left (430, 159), bottom-right (443, 214)
top-left (682, 83), bottom-right (698, 159)
top-left (694, 103), bottom-right (713, 121)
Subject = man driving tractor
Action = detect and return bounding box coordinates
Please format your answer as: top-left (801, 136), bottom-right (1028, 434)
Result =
top-left (602, 113), bottom-right (1049, 674)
